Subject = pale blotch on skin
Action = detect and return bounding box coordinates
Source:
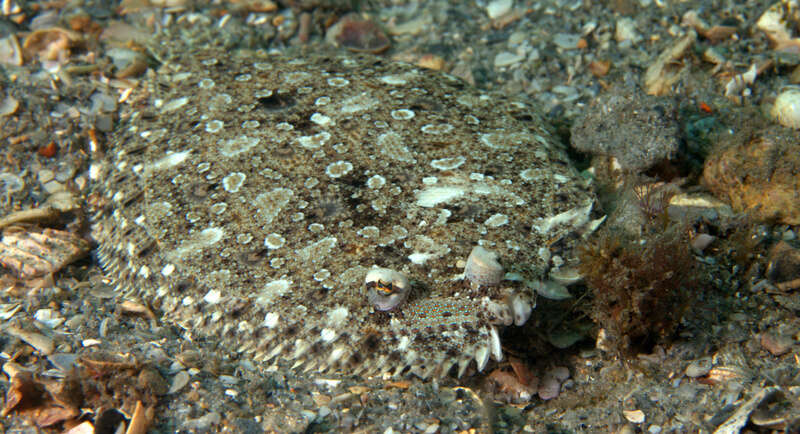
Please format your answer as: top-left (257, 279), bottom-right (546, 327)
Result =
top-left (391, 109), bottom-right (415, 120)
top-left (222, 172), bottom-right (246, 193)
top-left (325, 161), bottom-right (353, 178)
top-left (205, 120), bottom-right (224, 133)
top-left (366, 174), bottom-right (386, 189)
top-left (431, 156), bottom-right (466, 171)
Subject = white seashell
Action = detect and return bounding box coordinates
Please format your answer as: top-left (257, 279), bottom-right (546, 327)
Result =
top-left (771, 88), bottom-right (800, 129)
top-left (489, 326), bottom-right (503, 361)
top-left (475, 345), bottom-right (490, 372)
top-left (549, 267), bottom-right (583, 286)
top-left (464, 246), bottom-right (504, 287)
top-left (530, 279), bottom-right (572, 300)
top-left (364, 267), bottom-right (410, 311)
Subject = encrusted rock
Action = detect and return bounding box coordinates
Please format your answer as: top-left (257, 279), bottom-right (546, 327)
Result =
top-left (703, 126), bottom-right (800, 225)
top-left (771, 88), bottom-right (800, 129)
top-left (685, 357), bottom-right (712, 378)
top-left (90, 48), bottom-right (593, 379)
top-left (326, 13), bottom-right (390, 54)
top-left (760, 332), bottom-right (794, 356)
top-left (765, 241), bottom-right (800, 285)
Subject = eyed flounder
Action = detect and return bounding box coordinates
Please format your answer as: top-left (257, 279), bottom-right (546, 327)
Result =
top-left (90, 49), bottom-right (594, 378)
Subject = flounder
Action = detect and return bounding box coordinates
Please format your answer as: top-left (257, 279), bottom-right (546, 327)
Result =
top-left (90, 48), bottom-right (593, 378)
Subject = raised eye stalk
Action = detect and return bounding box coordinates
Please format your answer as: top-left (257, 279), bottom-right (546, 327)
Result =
top-left (365, 267), bottom-right (411, 311)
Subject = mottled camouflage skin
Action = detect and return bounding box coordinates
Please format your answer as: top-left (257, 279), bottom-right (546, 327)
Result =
top-left (91, 49), bottom-right (592, 378)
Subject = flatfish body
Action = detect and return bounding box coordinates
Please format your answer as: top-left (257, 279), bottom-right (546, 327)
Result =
top-left (90, 49), bottom-right (593, 378)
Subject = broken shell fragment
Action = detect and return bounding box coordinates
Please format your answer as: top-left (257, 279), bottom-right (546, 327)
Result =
top-left (365, 267), bottom-right (410, 311)
top-left (549, 267), bottom-right (583, 286)
top-left (509, 293), bottom-right (533, 326)
top-left (489, 327), bottom-right (503, 361)
top-left (0, 226), bottom-right (90, 279)
top-left (529, 279), bottom-right (572, 300)
top-left (464, 246), bottom-right (504, 287)
top-left (771, 88), bottom-right (800, 129)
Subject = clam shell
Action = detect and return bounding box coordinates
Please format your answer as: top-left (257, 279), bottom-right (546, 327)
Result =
top-left (464, 246), bottom-right (504, 287)
top-left (771, 88), bottom-right (800, 129)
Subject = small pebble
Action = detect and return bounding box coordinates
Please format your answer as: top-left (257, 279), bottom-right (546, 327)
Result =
top-left (417, 54), bottom-right (445, 71)
top-left (486, 0), bottom-right (513, 19)
top-left (0, 173), bottom-right (24, 194)
top-left (691, 233), bottom-right (715, 253)
top-left (95, 114), bottom-right (114, 132)
top-left (623, 409), bottom-right (645, 424)
top-left (65, 313), bottom-right (87, 329)
top-left (47, 353), bottom-right (79, 372)
top-left (89, 91), bottom-right (118, 113)
top-left (686, 357), bottom-right (713, 378)
top-left (533, 279), bottom-right (572, 300)
top-left (537, 372), bottom-right (561, 400)
top-left (771, 88), bottom-right (800, 129)
top-left (168, 370), bottom-right (190, 394)
top-left (33, 308), bottom-right (64, 328)
top-left (219, 374), bottom-right (238, 384)
top-left (423, 424), bottom-right (439, 434)
top-left (0, 95), bottom-right (19, 116)
top-left (42, 180), bottom-right (65, 194)
top-left (553, 33), bottom-right (582, 50)
top-left (45, 190), bottom-right (79, 211)
top-left (182, 412), bottom-right (221, 431)
top-left (508, 31), bottom-right (526, 45)
top-left (0, 35), bottom-right (23, 66)
top-left (494, 51), bottom-right (525, 68)
top-left (138, 367), bottom-right (169, 395)
top-left (7, 325), bottom-right (55, 355)
top-left (760, 333), bottom-right (793, 356)
top-left (326, 13), bottom-right (390, 54)
top-left (146, 346), bottom-right (171, 364)
top-left (550, 366), bottom-right (570, 382)
top-left (617, 425), bottom-right (636, 434)
top-left (54, 161), bottom-right (76, 182)
top-left (64, 421), bottom-right (94, 434)
top-left (615, 17), bottom-right (641, 44)
top-left (766, 241), bottom-right (800, 284)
